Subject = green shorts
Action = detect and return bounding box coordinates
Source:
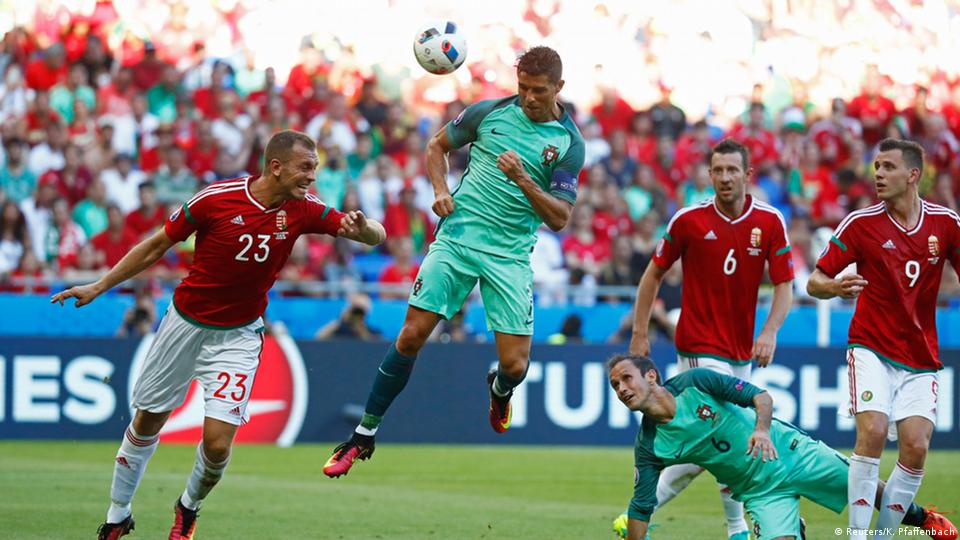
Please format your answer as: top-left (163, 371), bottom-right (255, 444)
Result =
top-left (408, 238), bottom-right (533, 335)
top-left (744, 439), bottom-right (848, 539)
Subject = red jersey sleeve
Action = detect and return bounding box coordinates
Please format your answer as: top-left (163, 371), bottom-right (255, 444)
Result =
top-left (816, 218), bottom-right (859, 277)
top-left (949, 212), bottom-right (960, 271)
top-left (303, 194), bottom-right (346, 236)
top-left (652, 213), bottom-right (684, 269)
top-left (766, 214), bottom-right (794, 284)
top-left (165, 198), bottom-right (206, 243)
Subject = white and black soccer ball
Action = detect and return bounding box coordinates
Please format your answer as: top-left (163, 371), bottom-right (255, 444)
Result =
top-left (413, 21), bottom-right (467, 75)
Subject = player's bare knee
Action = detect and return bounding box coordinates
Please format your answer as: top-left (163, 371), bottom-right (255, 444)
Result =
top-left (498, 355), bottom-right (528, 379)
top-left (898, 437), bottom-right (930, 466)
top-left (396, 324), bottom-right (429, 356)
top-left (132, 409), bottom-right (169, 437)
top-left (202, 439), bottom-right (232, 463)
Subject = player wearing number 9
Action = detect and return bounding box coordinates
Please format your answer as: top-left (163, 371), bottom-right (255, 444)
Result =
top-left (627, 139), bottom-right (794, 540)
top-left (608, 355), bottom-right (957, 540)
top-left (808, 138), bottom-right (960, 539)
top-left (51, 130), bottom-right (385, 540)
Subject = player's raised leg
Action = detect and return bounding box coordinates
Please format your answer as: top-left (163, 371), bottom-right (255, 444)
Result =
top-left (488, 332), bottom-right (531, 433)
top-left (169, 417), bottom-right (237, 540)
top-left (323, 306), bottom-right (442, 477)
top-left (97, 409), bottom-right (168, 539)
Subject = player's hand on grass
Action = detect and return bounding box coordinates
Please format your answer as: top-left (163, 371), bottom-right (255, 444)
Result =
top-left (496, 150), bottom-right (528, 183)
top-left (432, 192), bottom-right (455, 217)
top-left (834, 273), bottom-right (868, 299)
top-left (746, 429), bottom-right (778, 462)
top-left (752, 329), bottom-right (777, 367)
top-left (51, 283), bottom-right (103, 308)
top-left (337, 210), bottom-right (367, 237)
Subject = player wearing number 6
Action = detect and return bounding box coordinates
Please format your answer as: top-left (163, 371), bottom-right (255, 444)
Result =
top-left (51, 130), bottom-right (385, 540)
top-left (808, 138), bottom-right (960, 539)
top-left (627, 139), bottom-right (794, 539)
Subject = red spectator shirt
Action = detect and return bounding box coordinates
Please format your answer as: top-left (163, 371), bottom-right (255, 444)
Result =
top-left (653, 196), bottom-right (793, 363)
top-left (726, 124), bottom-right (779, 171)
top-left (91, 228), bottom-right (138, 267)
top-left (164, 176), bottom-right (345, 327)
top-left (816, 201), bottom-right (960, 372)
top-left (24, 59), bottom-right (66, 91)
top-left (847, 94), bottom-right (896, 147)
top-left (125, 205), bottom-right (166, 239)
top-left (379, 263), bottom-right (420, 285)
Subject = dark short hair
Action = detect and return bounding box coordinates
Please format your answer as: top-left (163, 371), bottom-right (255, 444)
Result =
top-left (607, 354), bottom-right (662, 385)
top-left (264, 130), bottom-right (316, 165)
top-left (710, 138), bottom-right (750, 171)
top-left (516, 46), bottom-right (562, 83)
top-left (877, 138), bottom-right (924, 175)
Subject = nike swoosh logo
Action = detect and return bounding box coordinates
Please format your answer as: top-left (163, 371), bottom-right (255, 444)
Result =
top-left (491, 128), bottom-right (506, 136)
top-left (524, 319), bottom-right (533, 325)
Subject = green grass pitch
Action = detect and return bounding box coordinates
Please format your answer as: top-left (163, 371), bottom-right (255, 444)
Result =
top-left (1, 442), bottom-right (957, 539)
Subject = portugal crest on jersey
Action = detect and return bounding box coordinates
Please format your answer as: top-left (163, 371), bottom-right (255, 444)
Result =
top-left (541, 144), bottom-right (559, 166)
top-left (276, 210), bottom-right (287, 231)
top-left (696, 404), bottom-right (719, 425)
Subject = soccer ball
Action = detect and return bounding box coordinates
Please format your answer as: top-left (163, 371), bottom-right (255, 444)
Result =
top-left (413, 21), bottom-right (467, 75)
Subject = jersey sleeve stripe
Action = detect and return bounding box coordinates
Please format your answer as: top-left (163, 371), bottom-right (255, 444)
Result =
top-left (663, 231), bottom-right (672, 242)
top-left (320, 206), bottom-right (331, 219)
top-left (186, 180), bottom-right (246, 205)
top-left (775, 245), bottom-right (791, 256)
top-left (187, 186), bottom-right (245, 209)
top-left (183, 203), bottom-right (195, 224)
top-left (833, 204), bottom-right (885, 238)
top-left (830, 236), bottom-right (848, 252)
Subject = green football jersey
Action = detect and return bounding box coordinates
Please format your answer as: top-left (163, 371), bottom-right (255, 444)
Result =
top-left (628, 369), bottom-right (818, 521)
top-left (441, 95), bottom-right (584, 260)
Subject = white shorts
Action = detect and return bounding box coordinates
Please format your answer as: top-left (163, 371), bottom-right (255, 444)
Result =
top-left (677, 354), bottom-right (753, 381)
top-left (843, 347), bottom-right (939, 441)
top-left (131, 304), bottom-right (265, 426)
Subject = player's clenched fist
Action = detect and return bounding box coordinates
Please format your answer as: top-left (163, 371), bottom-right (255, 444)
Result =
top-left (496, 150), bottom-right (527, 183)
top-left (337, 210), bottom-right (368, 237)
top-left (432, 193), bottom-right (455, 217)
top-left (834, 273), bottom-right (868, 299)
top-left (51, 283), bottom-right (103, 307)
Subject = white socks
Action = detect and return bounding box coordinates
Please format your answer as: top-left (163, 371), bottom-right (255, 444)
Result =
top-left (848, 454), bottom-right (881, 536)
top-left (106, 424), bottom-right (159, 523)
top-left (874, 461), bottom-right (924, 540)
top-left (180, 443), bottom-right (230, 511)
top-left (720, 484), bottom-right (749, 536)
top-left (655, 463), bottom-right (704, 508)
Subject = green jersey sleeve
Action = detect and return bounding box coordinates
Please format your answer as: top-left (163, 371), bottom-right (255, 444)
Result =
top-left (548, 115), bottom-right (584, 205)
top-left (445, 99), bottom-right (502, 149)
top-left (667, 368), bottom-right (763, 408)
top-left (628, 419), bottom-right (665, 521)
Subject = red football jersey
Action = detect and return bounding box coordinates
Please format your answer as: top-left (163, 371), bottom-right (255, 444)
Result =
top-left (653, 195), bottom-right (794, 363)
top-left (816, 201), bottom-right (960, 372)
top-left (164, 176), bottom-right (345, 327)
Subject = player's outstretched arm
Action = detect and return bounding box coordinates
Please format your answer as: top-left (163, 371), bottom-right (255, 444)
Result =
top-left (496, 149), bottom-right (572, 231)
top-left (753, 280), bottom-right (793, 367)
top-left (51, 228), bottom-right (176, 307)
top-left (337, 210), bottom-right (386, 246)
top-left (807, 268), bottom-right (868, 300)
top-left (629, 261), bottom-right (669, 356)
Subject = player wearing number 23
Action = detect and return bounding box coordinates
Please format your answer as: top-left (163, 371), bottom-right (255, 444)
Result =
top-left (52, 130), bottom-right (385, 540)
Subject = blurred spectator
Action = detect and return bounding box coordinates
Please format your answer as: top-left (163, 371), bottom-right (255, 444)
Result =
top-left (187, 120), bottom-right (219, 181)
top-left (43, 197), bottom-right (86, 270)
top-left (5, 250), bottom-right (49, 293)
top-left (928, 172), bottom-right (958, 212)
top-left (49, 63), bottom-right (95, 124)
top-left (593, 181), bottom-right (632, 245)
top-left (378, 236), bottom-right (419, 299)
top-left (277, 237), bottom-right (318, 295)
top-left (124, 181), bottom-right (164, 240)
top-left (315, 292), bottom-right (382, 340)
top-left (315, 145), bottom-right (349, 209)
top-left (647, 83), bottom-right (685, 140)
top-left (599, 236), bottom-right (641, 295)
top-left (49, 143), bottom-right (93, 205)
top-left (62, 243), bottom-right (102, 281)
top-left (24, 43), bottom-right (66, 91)
top-left (153, 145), bottom-right (199, 205)
top-left (430, 308), bottom-right (471, 343)
top-left (20, 174), bottom-right (57, 260)
top-left (140, 123), bottom-right (176, 173)
top-left (629, 211), bottom-right (661, 268)
top-left (599, 130), bottom-right (638, 188)
top-left (324, 236), bottom-right (363, 285)
top-left (25, 90), bottom-right (62, 143)
top-left (347, 132), bottom-right (375, 180)
top-left (383, 180), bottom-right (434, 255)
top-left (531, 225), bottom-right (568, 306)
top-left (581, 120), bottom-right (611, 168)
top-left (592, 88), bottom-right (635, 137)
top-left (82, 119), bottom-right (117, 172)
top-left (305, 93), bottom-right (363, 154)
top-left (358, 155), bottom-right (398, 223)
top-left (0, 137), bottom-right (36, 204)
top-left (0, 200), bottom-right (29, 277)
top-left (676, 161), bottom-right (714, 208)
top-left (0, 65), bottom-right (30, 123)
top-left (96, 66), bottom-right (135, 117)
top-left (146, 64), bottom-right (183, 123)
top-left (623, 164), bottom-right (664, 221)
top-left (847, 66), bottom-right (896, 147)
top-left (116, 286), bottom-right (157, 337)
top-left (673, 120), bottom-right (713, 179)
top-left (547, 313), bottom-right (583, 344)
top-left (727, 102), bottom-right (779, 176)
top-left (71, 177), bottom-right (108, 238)
top-left (132, 42), bottom-right (167, 91)
top-left (91, 204), bottom-right (137, 269)
top-left (355, 78), bottom-right (388, 128)
top-left (562, 205), bottom-right (607, 280)
top-left (100, 153), bottom-right (147, 213)
top-left (27, 122), bottom-right (68, 176)
top-left (70, 99), bottom-right (98, 147)
top-left (211, 92), bottom-right (253, 156)
top-left (787, 141), bottom-right (837, 225)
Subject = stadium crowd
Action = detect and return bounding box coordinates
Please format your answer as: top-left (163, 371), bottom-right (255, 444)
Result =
top-left (1, 0), bottom-right (960, 307)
